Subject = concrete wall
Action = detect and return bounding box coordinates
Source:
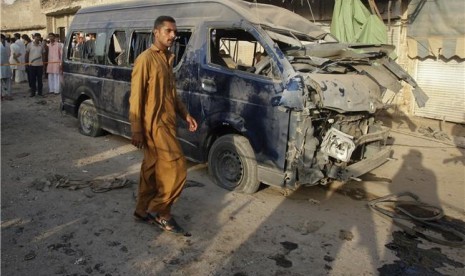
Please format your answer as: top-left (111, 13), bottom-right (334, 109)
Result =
top-left (1, 0), bottom-right (47, 35)
top-left (42, 0), bottom-right (129, 40)
top-left (1, 0), bottom-right (129, 38)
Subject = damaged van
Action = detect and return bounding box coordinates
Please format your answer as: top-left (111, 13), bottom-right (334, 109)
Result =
top-left (61, 0), bottom-right (427, 194)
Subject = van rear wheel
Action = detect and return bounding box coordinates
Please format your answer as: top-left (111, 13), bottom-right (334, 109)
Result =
top-left (78, 99), bottom-right (104, 137)
top-left (208, 134), bottom-right (260, 194)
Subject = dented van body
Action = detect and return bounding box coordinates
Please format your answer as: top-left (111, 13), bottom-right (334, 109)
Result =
top-left (62, 0), bottom-right (426, 193)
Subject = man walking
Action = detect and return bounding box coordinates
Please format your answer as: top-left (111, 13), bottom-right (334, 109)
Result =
top-left (46, 33), bottom-right (62, 94)
top-left (129, 16), bottom-right (198, 235)
top-left (25, 33), bottom-right (45, 97)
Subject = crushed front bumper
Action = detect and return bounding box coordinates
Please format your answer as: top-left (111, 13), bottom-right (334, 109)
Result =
top-left (342, 146), bottom-right (392, 181)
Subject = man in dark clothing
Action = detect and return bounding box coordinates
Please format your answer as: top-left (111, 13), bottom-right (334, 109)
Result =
top-left (25, 33), bottom-right (45, 97)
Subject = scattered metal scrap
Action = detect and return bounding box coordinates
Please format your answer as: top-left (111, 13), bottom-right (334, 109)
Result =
top-left (30, 174), bottom-right (134, 193)
top-left (369, 192), bottom-right (465, 247)
top-left (417, 126), bottom-right (450, 141)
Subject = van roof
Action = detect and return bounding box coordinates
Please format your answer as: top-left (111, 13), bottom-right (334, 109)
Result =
top-left (73, 0), bottom-right (326, 38)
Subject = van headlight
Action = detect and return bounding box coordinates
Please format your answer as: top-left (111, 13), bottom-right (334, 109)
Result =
top-left (320, 128), bottom-right (356, 162)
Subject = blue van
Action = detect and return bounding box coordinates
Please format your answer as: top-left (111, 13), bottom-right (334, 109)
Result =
top-left (61, 0), bottom-right (426, 194)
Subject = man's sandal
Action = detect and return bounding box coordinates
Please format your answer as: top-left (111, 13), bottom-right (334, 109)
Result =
top-left (133, 212), bottom-right (156, 224)
top-left (155, 215), bottom-right (191, 237)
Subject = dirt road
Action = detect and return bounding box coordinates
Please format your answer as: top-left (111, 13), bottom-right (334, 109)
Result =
top-left (1, 82), bottom-right (464, 275)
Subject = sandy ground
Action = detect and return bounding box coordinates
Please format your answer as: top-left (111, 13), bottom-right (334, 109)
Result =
top-left (1, 81), bottom-right (464, 276)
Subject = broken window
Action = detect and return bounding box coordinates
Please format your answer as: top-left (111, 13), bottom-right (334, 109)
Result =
top-left (171, 30), bottom-right (192, 68)
top-left (129, 31), bottom-right (152, 65)
top-left (208, 28), bottom-right (277, 79)
top-left (107, 31), bottom-right (127, 66)
top-left (264, 27), bottom-right (337, 56)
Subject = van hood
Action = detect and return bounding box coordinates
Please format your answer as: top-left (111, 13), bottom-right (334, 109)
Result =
top-left (304, 73), bottom-right (383, 113)
top-left (278, 43), bottom-right (428, 112)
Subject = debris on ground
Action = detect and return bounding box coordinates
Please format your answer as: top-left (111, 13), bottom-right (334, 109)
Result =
top-left (291, 220), bottom-right (325, 235)
top-left (30, 174), bottom-right (135, 193)
top-left (15, 152), bottom-right (30, 158)
top-left (74, 257), bottom-right (86, 265)
top-left (369, 192), bottom-right (465, 247)
top-left (418, 126), bottom-right (450, 141)
top-left (30, 177), bottom-right (53, 192)
top-left (24, 251), bottom-right (36, 261)
top-left (308, 198), bottom-right (320, 205)
top-left (35, 99), bottom-right (47, 105)
top-left (339, 230), bottom-right (354, 241)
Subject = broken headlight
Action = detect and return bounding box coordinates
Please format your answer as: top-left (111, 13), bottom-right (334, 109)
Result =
top-left (320, 128), bottom-right (356, 162)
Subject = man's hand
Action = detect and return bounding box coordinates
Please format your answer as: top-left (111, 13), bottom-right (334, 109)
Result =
top-left (186, 114), bottom-right (198, 132)
top-left (131, 132), bottom-right (145, 149)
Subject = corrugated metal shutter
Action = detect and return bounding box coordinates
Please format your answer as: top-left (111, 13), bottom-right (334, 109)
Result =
top-left (414, 59), bottom-right (465, 123)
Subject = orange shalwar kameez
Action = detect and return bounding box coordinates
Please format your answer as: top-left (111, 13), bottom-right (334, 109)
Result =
top-left (129, 45), bottom-right (189, 217)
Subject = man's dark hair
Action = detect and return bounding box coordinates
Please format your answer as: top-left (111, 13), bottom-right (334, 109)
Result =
top-left (1, 34), bottom-right (6, 40)
top-left (48, 33), bottom-right (56, 37)
top-left (21, 34), bottom-right (31, 42)
top-left (33, 33), bottom-right (41, 38)
top-left (14, 33), bottom-right (20, 39)
top-left (154, 16), bottom-right (176, 29)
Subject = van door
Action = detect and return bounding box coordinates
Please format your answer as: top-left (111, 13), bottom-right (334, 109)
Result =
top-left (100, 29), bottom-right (132, 137)
top-left (172, 29), bottom-right (196, 160)
top-left (190, 22), bottom-right (290, 171)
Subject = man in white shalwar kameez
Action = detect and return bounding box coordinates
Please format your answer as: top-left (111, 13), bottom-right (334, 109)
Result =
top-left (9, 33), bottom-right (27, 83)
top-left (1, 34), bottom-right (12, 100)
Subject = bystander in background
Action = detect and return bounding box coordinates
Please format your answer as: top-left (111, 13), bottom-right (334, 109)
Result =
top-left (9, 33), bottom-right (27, 83)
top-left (46, 33), bottom-right (62, 95)
top-left (25, 33), bottom-right (45, 97)
top-left (1, 34), bottom-right (13, 100)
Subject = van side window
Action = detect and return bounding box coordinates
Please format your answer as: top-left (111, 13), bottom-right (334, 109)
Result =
top-left (209, 28), bottom-right (277, 78)
top-left (171, 30), bottom-right (192, 67)
top-left (67, 31), bottom-right (105, 64)
top-left (108, 31), bottom-right (127, 66)
top-left (129, 31), bottom-right (152, 64)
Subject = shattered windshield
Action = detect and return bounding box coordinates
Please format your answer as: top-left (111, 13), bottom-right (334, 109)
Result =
top-left (264, 27), bottom-right (337, 53)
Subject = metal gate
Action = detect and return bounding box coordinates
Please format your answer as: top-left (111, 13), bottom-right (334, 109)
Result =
top-left (414, 58), bottom-right (465, 123)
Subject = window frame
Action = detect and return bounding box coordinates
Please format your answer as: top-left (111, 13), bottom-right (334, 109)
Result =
top-left (207, 26), bottom-right (279, 80)
top-left (66, 30), bottom-right (106, 65)
top-left (106, 29), bottom-right (129, 67)
top-left (128, 29), bottom-right (153, 66)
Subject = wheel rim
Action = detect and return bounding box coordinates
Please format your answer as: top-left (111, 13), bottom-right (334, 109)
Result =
top-left (80, 108), bottom-right (95, 133)
top-left (216, 149), bottom-right (244, 189)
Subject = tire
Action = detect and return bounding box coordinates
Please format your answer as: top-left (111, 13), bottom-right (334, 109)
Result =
top-left (78, 99), bottom-right (104, 137)
top-left (208, 134), bottom-right (260, 194)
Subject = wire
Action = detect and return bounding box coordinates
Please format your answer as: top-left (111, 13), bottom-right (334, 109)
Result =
top-left (306, 0), bottom-right (315, 23)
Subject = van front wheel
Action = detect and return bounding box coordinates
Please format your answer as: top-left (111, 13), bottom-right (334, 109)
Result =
top-left (78, 99), bottom-right (104, 137)
top-left (208, 134), bottom-right (260, 194)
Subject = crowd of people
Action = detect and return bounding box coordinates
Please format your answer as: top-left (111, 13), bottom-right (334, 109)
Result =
top-left (0, 32), bottom-right (63, 101)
